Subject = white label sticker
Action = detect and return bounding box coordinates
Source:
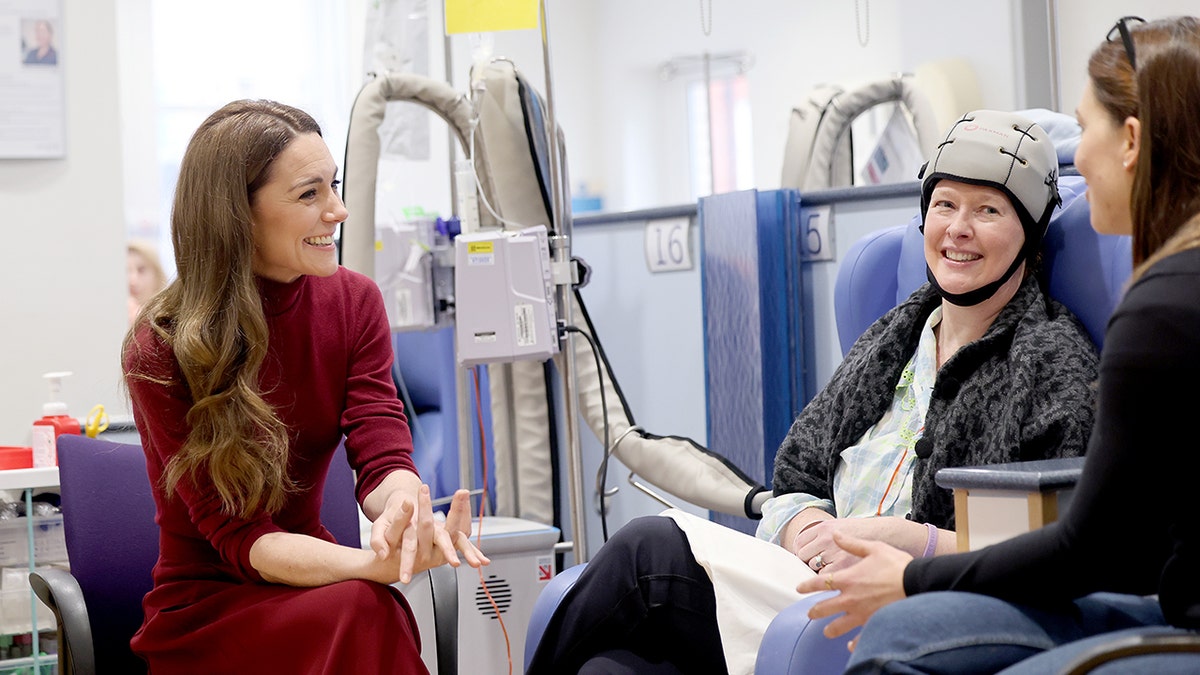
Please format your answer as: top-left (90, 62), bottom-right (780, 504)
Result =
top-left (514, 304), bottom-right (536, 347)
top-left (644, 217), bottom-right (694, 273)
top-left (467, 240), bottom-right (495, 265)
top-left (31, 425), bottom-right (55, 468)
top-left (392, 288), bottom-right (413, 327)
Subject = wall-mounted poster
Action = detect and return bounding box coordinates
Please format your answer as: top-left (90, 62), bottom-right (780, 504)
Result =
top-left (0, 0), bottom-right (65, 158)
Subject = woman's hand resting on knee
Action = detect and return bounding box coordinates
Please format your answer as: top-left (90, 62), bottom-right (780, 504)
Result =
top-left (249, 484), bottom-right (488, 588)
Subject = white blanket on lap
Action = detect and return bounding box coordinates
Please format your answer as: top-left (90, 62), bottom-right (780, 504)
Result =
top-left (662, 509), bottom-right (817, 675)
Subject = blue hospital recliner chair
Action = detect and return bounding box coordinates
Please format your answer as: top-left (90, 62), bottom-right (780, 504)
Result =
top-left (756, 174), bottom-right (1130, 673)
top-left (395, 327), bottom-right (468, 503)
top-left (526, 175), bottom-right (1133, 674)
top-left (394, 327), bottom-right (497, 512)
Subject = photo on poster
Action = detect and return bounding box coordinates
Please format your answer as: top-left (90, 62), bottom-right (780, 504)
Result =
top-left (0, 0), bottom-right (66, 158)
top-left (20, 16), bottom-right (58, 66)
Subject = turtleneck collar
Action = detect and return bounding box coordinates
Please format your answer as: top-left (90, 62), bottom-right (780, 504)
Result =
top-left (256, 274), bottom-right (308, 317)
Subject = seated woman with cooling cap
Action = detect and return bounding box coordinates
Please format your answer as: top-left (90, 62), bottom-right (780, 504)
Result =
top-left (526, 108), bottom-right (1100, 675)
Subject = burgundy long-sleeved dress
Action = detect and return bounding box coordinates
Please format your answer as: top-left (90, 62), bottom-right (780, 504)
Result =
top-left (125, 267), bottom-right (428, 674)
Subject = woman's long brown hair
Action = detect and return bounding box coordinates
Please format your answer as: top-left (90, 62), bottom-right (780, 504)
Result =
top-left (124, 100), bottom-right (322, 518)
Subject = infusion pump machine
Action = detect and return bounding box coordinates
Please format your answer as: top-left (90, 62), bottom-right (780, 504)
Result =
top-left (374, 218), bottom-right (560, 367)
top-left (453, 225), bottom-right (560, 367)
top-left (374, 217), bottom-right (456, 331)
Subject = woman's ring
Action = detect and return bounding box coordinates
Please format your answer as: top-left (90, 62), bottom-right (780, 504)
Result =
top-left (824, 574), bottom-right (835, 591)
top-left (811, 553), bottom-right (826, 571)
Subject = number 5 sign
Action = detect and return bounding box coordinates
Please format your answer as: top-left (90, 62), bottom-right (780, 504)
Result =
top-left (644, 217), bottom-right (694, 273)
top-left (800, 205), bottom-right (834, 262)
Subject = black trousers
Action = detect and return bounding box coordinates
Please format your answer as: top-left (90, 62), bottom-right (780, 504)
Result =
top-left (525, 516), bottom-right (729, 674)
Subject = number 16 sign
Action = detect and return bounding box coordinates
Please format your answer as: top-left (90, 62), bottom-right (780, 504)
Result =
top-left (644, 217), bottom-right (694, 273)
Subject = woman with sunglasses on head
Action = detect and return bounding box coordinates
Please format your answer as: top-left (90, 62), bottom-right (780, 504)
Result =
top-left (796, 15), bottom-right (1200, 674)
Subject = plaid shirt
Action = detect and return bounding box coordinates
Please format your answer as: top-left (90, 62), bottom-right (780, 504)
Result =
top-left (758, 308), bottom-right (940, 544)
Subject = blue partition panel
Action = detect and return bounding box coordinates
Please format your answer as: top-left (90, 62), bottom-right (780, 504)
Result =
top-left (700, 189), bottom-right (810, 533)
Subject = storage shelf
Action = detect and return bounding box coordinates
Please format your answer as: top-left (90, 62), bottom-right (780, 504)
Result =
top-left (0, 473), bottom-right (62, 673)
top-left (0, 653), bottom-right (54, 673)
top-left (0, 470), bottom-right (58, 493)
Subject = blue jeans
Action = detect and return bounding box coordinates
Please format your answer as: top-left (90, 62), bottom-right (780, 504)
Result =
top-left (846, 591), bottom-right (1200, 674)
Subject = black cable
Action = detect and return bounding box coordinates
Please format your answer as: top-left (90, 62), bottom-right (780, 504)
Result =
top-left (561, 324), bottom-right (612, 542)
top-left (391, 358), bottom-right (429, 455)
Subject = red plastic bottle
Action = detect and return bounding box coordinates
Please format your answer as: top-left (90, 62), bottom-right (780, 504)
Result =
top-left (31, 403), bottom-right (80, 468)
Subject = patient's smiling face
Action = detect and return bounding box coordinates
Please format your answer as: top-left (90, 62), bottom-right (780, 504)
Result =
top-left (923, 180), bottom-right (1026, 298)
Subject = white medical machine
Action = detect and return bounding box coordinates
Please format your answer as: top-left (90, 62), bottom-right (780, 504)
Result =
top-left (374, 217), bottom-right (456, 331)
top-left (400, 517), bottom-right (560, 674)
top-left (453, 225), bottom-right (559, 367)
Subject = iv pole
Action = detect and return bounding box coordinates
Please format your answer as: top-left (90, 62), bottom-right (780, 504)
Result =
top-left (537, 0), bottom-right (590, 564)
top-left (443, 0), bottom-right (587, 563)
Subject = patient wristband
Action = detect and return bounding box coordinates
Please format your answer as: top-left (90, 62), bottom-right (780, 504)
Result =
top-left (921, 522), bottom-right (939, 557)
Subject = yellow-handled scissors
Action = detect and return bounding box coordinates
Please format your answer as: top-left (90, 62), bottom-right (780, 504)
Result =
top-left (84, 404), bottom-right (110, 438)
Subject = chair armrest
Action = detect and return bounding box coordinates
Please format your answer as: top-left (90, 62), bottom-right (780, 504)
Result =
top-left (29, 568), bottom-right (96, 675)
top-left (755, 591), bottom-right (856, 675)
top-left (427, 564), bottom-right (458, 675)
top-left (1062, 632), bottom-right (1200, 675)
top-left (934, 456), bottom-right (1085, 493)
top-left (523, 563), bottom-right (588, 668)
top-left (935, 457), bottom-right (1084, 551)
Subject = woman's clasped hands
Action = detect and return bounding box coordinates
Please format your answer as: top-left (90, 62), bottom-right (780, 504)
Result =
top-left (793, 516), bottom-right (927, 573)
top-left (370, 485), bottom-right (490, 584)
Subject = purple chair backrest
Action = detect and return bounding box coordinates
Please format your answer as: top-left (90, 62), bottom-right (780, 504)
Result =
top-left (56, 434), bottom-right (362, 672)
top-left (56, 435), bottom-right (158, 674)
top-left (322, 441), bottom-right (361, 547)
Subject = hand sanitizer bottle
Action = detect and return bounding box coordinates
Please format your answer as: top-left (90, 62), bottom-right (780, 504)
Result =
top-left (32, 372), bottom-right (81, 468)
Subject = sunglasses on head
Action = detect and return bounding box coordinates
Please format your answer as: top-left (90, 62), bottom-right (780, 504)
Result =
top-left (1107, 15), bottom-right (1147, 70)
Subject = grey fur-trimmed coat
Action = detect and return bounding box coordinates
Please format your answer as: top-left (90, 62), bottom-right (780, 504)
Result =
top-left (771, 276), bottom-right (1099, 530)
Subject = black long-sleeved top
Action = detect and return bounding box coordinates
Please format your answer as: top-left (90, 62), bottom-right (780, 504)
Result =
top-left (905, 247), bottom-right (1200, 629)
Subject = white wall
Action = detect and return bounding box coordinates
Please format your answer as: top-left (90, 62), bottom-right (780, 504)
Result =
top-left (2, 0), bottom-right (1192, 455)
top-left (0, 0), bottom-right (126, 445)
top-left (449, 0), bottom-right (1025, 214)
top-left (1054, 0), bottom-right (1200, 113)
top-left (116, 0), bottom-right (160, 255)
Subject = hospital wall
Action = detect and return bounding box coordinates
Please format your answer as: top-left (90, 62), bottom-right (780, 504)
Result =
top-left (0, 0), bottom-right (127, 447)
top-left (0, 0), bottom-right (1192, 460)
top-left (452, 0), bottom-right (1031, 213)
top-left (1055, 0), bottom-right (1200, 112)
